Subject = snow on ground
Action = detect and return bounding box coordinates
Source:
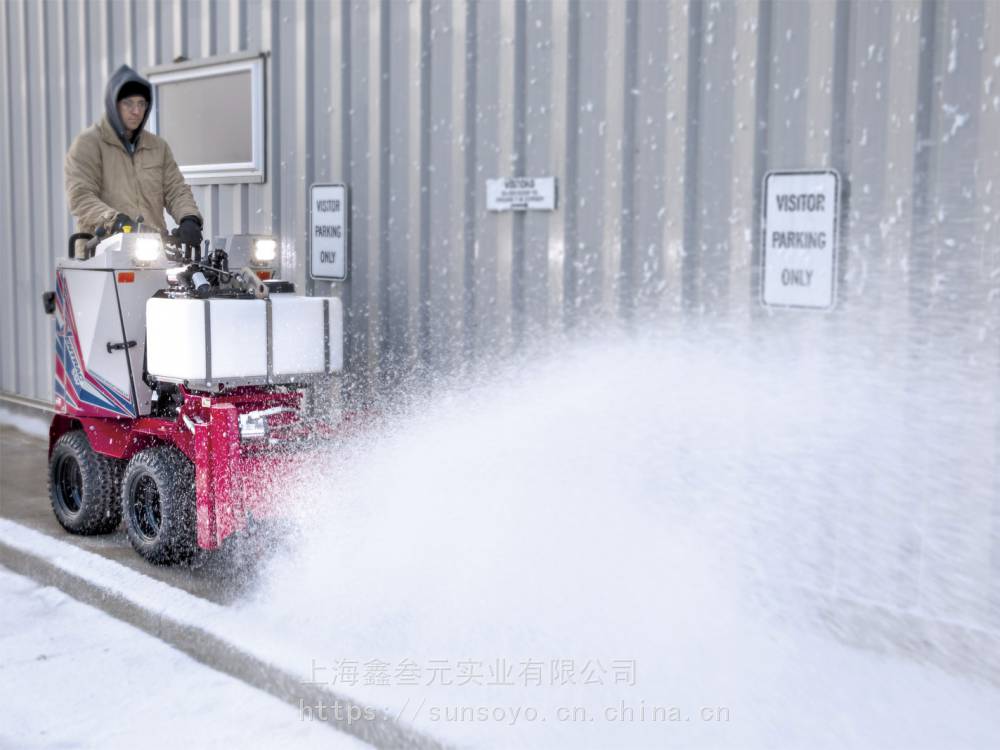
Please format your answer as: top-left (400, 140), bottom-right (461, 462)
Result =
top-left (0, 408), bottom-right (49, 440)
top-left (240, 325), bottom-right (1000, 749)
top-left (2, 323), bottom-right (997, 748)
top-left (0, 566), bottom-right (367, 750)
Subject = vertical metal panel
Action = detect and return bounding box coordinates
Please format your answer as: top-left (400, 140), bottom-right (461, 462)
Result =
top-left (38, 0), bottom-right (53, 392)
top-left (277, 0), bottom-right (307, 287)
top-left (107, 0), bottom-right (125, 70)
top-left (245, 0), bottom-right (271, 242)
top-left (981, 0), bottom-right (1000, 339)
top-left (133, 0), bottom-right (155, 69)
top-left (629, 0), bottom-right (668, 315)
top-left (726, 2), bottom-right (763, 320)
top-left (984, 0), bottom-right (1000, 633)
top-left (543, 0), bottom-right (567, 328)
top-left (371, 0), bottom-right (391, 382)
top-left (0, 1), bottom-right (15, 393)
top-left (159, 0), bottom-right (177, 64)
top-left (917, 0), bottom-right (993, 629)
top-left (570, 2), bottom-right (610, 317)
top-left (695, 1), bottom-right (738, 313)
top-left (600, 0), bottom-right (627, 319)
top-left (522, 0), bottom-right (557, 335)
top-left (10, 0), bottom-right (34, 395)
top-left (427, 0), bottom-right (462, 370)
top-left (355, 0), bottom-right (386, 385)
top-left (342, 0), bottom-right (372, 394)
top-left (460, 0), bottom-right (479, 361)
top-left (89, 0), bottom-right (108, 120)
top-left (929, 0), bottom-right (985, 325)
top-left (213, 0), bottom-right (250, 250)
top-left (559, 0), bottom-right (580, 326)
top-left (661, 0), bottom-right (691, 314)
top-left (51, 0), bottom-right (70, 235)
top-left (767, 0), bottom-right (810, 163)
top-left (832, 1), bottom-right (919, 611)
top-left (614, 0), bottom-right (638, 321)
top-left (681, 0), bottom-right (704, 311)
top-left (383, 0), bottom-right (416, 374)
top-left (412, 0), bottom-right (431, 367)
top-left (843, 0), bottom-right (891, 310)
top-left (880, 1), bottom-right (920, 315)
top-left (495, 0), bottom-right (516, 348)
top-left (309, 0), bottom-right (333, 224)
top-left (59, 0), bottom-right (75, 243)
top-left (470, 0), bottom-right (501, 352)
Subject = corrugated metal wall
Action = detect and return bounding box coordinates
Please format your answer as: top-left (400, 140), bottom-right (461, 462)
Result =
top-left (2, 0), bottom-right (998, 395)
top-left (1, 0), bottom-right (999, 645)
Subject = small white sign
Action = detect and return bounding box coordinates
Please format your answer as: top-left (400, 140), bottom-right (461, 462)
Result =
top-left (760, 170), bottom-right (840, 309)
top-left (310, 183), bottom-right (348, 281)
top-left (486, 177), bottom-right (557, 212)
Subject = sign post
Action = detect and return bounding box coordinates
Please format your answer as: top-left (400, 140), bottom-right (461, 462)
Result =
top-left (309, 183), bottom-right (348, 281)
top-left (760, 170), bottom-right (840, 310)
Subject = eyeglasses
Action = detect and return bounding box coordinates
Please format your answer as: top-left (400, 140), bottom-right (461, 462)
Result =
top-left (119, 98), bottom-right (148, 112)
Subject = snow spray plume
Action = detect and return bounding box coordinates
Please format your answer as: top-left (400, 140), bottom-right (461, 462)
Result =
top-left (238, 306), bottom-right (998, 748)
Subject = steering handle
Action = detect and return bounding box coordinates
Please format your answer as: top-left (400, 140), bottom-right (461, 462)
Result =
top-left (68, 232), bottom-right (93, 259)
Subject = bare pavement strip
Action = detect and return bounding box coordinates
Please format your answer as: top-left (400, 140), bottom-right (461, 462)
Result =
top-left (0, 420), bottom-right (446, 750)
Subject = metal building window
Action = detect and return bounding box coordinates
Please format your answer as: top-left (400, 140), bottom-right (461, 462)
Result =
top-left (145, 53), bottom-right (266, 185)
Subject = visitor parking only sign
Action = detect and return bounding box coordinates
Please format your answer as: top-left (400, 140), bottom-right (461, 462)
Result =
top-left (310, 183), bottom-right (348, 281)
top-left (760, 170), bottom-right (840, 310)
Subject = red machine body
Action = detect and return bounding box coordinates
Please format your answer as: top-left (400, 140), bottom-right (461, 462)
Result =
top-left (49, 387), bottom-right (310, 550)
top-left (46, 229), bottom-right (345, 561)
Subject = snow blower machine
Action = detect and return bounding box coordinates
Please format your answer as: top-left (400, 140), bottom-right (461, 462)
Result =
top-left (42, 220), bottom-right (343, 564)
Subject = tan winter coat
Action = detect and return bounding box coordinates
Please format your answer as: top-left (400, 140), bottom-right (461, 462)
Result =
top-left (64, 115), bottom-right (201, 235)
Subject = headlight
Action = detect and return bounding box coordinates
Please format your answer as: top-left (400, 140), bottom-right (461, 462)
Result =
top-left (252, 238), bottom-right (277, 264)
top-left (133, 237), bottom-right (163, 263)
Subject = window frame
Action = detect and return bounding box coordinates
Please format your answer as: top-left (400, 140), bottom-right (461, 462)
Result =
top-left (145, 52), bottom-right (266, 185)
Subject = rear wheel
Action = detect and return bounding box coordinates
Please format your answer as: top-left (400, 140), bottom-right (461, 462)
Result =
top-left (122, 445), bottom-right (197, 564)
top-left (48, 430), bottom-right (123, 534)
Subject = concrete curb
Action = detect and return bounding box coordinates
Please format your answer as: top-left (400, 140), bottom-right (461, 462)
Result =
top-left (0, 536), bottom-right (447, 750)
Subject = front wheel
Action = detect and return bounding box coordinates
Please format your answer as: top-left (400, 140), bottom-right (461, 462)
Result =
top-left (48, 430), bottom-right (123, 534)
top-left (122, 445), bottom-right (197, 564)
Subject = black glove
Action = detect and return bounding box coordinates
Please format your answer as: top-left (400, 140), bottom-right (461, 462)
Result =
top-left (112, 213), bottom-right (134, 233)
top-left (178, 215), bottom-right (203, 247)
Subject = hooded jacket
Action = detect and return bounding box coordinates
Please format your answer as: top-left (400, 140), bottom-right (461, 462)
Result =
top-left (64, 64), bottom-right (202, 235)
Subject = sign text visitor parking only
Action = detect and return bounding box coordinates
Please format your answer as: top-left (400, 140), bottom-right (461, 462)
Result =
top-left (310, 183), bottom-right (348, 281)
top-left (760, 170), bottom-right (840, 310)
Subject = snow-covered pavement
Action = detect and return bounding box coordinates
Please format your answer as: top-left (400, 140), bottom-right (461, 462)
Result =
top-left (2, 329), bottom-right (999, 748)
top-left (0, 566), bottom-right (368, 750)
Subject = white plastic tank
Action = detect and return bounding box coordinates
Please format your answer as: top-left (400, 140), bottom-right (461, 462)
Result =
top-left (146, 295), bottom-right (343, 387)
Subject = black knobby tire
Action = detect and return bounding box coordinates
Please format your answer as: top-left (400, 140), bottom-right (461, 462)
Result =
top-left (121, 445), bottom-right (197, 564)
top-left (48, 430), bottom-right (124, 535)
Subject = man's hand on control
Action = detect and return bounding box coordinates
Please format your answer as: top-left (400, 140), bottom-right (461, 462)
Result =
top-left (178, 216), bottom-right (203, 247)
top-left (112, 213), bottom-right (134, 233)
